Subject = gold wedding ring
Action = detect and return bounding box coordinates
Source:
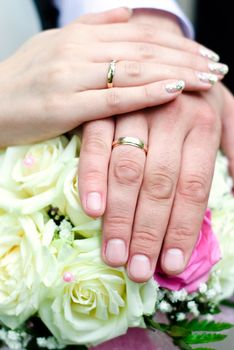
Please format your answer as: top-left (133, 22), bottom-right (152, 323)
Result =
top-left (112, 137), bottom-right (148, 155)
top-left (107, 60), bottom-right (117, 88)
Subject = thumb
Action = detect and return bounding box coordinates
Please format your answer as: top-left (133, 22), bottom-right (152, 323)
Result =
top-left (220, 86), bottom-right (234, 179)
top-left (76, 7), bottom-right (132, 25)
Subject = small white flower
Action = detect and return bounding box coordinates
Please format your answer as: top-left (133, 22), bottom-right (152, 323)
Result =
top-left (199, 283), bottom-right (208, 294)
top-left (58, 219), bottom-right (74, 242)
top-left (206, 289), bottom-right (217, 300)
top-left (176, 313), bottom-right (186, 321)
top-left (169, 289), bottom-right (188, 303)
top-left (37, 336), bottom-right (65, 349)
top-left (158, 301), bottom-right (173, 313)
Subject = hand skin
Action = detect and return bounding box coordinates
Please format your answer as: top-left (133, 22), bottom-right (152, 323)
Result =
top-left (0, 8), bottom-right (198, 147)
top-left (78, 10), bottom-right (233, 282)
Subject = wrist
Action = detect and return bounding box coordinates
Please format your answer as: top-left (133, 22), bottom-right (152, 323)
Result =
top-left (130, 9), bottom-right (184, 36)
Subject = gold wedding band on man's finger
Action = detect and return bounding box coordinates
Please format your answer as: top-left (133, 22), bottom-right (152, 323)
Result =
top-left (112, 136), bottom-right (148, 155)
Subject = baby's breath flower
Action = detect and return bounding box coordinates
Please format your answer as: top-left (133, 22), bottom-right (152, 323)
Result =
top-left (176, 313), bottom-right (186, 321)
top-left (37, 336), bottom-right (65, 349)
top-left (158, 301), bottom-right (173, 313)
top-left (169, 289), bottom-right (188, 303)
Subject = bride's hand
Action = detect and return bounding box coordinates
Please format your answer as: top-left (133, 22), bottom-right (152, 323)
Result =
top-left (0, 8), bottom-right (227, 147)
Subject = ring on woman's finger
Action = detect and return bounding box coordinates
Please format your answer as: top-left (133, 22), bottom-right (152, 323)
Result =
top-left (112, 136), bottom-right (148, 155)
top-left (107, 60), bottom-right (117, 88)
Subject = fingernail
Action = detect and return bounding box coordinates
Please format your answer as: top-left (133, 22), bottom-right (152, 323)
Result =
top-left (164, 249), bottom-right (184, 272)
top-left (105, 239), bottom-right (127, 265)
top-left (165, 80), bottom-right (185, 93)
top-left (199, 47), bottom-right (220, 62)
top-left (129, 254), bottom-right (151, 280)
top-left (208, 62), bottom-right (229, 75)
top-left (86, 192), bottom-right (102, 212)
top-left (197, 72), bottom-right (218, 85)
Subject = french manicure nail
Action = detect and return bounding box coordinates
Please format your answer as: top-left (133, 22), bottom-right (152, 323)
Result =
top-left (86, 192), bottom-right (102, 212)
top-left (164, 249), bottom-right (184, 272)
top-left (105, 239), bottom-right (127, 265)
top-left (197, 72), bottom-right (218, 85)
top-left (208, 62), bottom-right (229, 75)
top-left (129, 254), bottom-right (151, 279)
top-left (199, 47), bottom-right (220, 62)
top-left (165, 80), bottom-right (185, 93)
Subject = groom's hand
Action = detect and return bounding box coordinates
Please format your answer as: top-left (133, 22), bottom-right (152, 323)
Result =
top-left (79, 90), bottom-right (222, 282)
top-left (78, 10), bottom-right (230, 282)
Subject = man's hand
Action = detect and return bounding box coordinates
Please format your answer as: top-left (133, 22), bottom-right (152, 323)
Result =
top-left (78, 9), bottom-right (231, 282)
top-left (79, 90), bottom-right (222, 282)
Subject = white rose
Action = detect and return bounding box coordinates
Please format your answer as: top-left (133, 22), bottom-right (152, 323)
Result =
top-left (211, 197), bottom-right (234, 300)
top-left (39, 237), bottom-right (158, 347)
top-left (0, 136), bottom-right (79, 214)
top-left (54, 161), bottom-right (101, 237)
top-left (0, 213), bottom-right (57, 329)
top-left (209, 151), bottom-right (233, 209)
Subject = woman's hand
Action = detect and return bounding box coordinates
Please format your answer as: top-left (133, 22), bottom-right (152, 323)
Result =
top-left (0, 8), bottom-right (228, 147)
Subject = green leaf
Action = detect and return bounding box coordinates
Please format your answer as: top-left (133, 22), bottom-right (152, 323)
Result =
top-left (144, 316), bottom-right (169, 332)
top-left (168, 325), bottom-right (191, 338)
top-left (194, 348), bottom-right (215, 350)
top-left (221, 299), bottom-right (234, 308)
top-left (184, 333), bottom-right (227, 344)
top-left (186, 319), bottom-right (233, 332)
top-left (174, 338), bottom-right (193, 350)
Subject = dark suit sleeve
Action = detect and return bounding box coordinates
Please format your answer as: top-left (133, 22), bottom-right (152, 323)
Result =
top-left (33, 0), bottom-right (59, 29)
top-left (196, 0), bottom-right (234, 93)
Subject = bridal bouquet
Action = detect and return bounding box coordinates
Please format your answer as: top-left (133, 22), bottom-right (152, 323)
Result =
top-left (0, 135), bottom-right (234, 350)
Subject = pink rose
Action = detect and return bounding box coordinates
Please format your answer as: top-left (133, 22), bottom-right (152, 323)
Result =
top-left (155, 209), bottom-right (221, 293)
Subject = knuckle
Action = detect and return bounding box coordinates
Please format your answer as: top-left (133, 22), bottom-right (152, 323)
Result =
top-left (132, 228), bottom-right (160, 256)
top-left (143, 167), bottom-right (175, 201)
top-left (178, 175), bottom-right (209, 204)
top-left (139, 24), bottom-right (155, 41)
top-left (85, 168), bottom-right (106, 184)
top-left (167, 226), bottom-right (195, 244)
top-left (82, 134), bottom-right (110, 156)
top-left (124, 61), bottom-right (142, 78)
top-left (106, 89), bottom-right (121, 109)
top-left (143, 84), bottom-right (155, 102)
top-left (114, 157), bottom-right (144, 185)
top-left (104, 214), bottom-right (131, 238)
top-left (138, 43), bottom-right (155, 59)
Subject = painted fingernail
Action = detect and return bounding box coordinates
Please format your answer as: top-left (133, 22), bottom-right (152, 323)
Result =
top-left (199, 47), bottom-right (220, 62)
top-left (208, 62), bottom-right (229, 75)
top-left (129, 254), bottom-right (151, 280)
top-left (164, 249), bottom-right (184, 272)
top-left (86, 192), bottom-right (102, 212)
top-left (165, 80), bottom-right (185, 93)
top-left (105, 239), bottom-right (127, 265)
top-left (197, 72), bottom-right (218, 85)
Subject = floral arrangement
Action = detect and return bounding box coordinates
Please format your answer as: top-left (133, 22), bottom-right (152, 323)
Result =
top-left (0, 135), bottom-right (234, 350)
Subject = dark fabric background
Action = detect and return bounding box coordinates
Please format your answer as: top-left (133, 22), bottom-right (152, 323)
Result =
top-left (196, 0), bottom-right (234, 93)
top-left (33, 0), bottom-right (58, 29)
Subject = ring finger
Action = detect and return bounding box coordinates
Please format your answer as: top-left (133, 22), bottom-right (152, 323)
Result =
top-left (102, 112), bottom-right (148, 267)
top-left (74, 61), bottom-right (219, 93)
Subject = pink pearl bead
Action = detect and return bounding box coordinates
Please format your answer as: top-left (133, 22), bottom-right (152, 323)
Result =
top-left (23, 155), bottom-right (35, 167)
top-left (63, 271), bottom-right (74, 283)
